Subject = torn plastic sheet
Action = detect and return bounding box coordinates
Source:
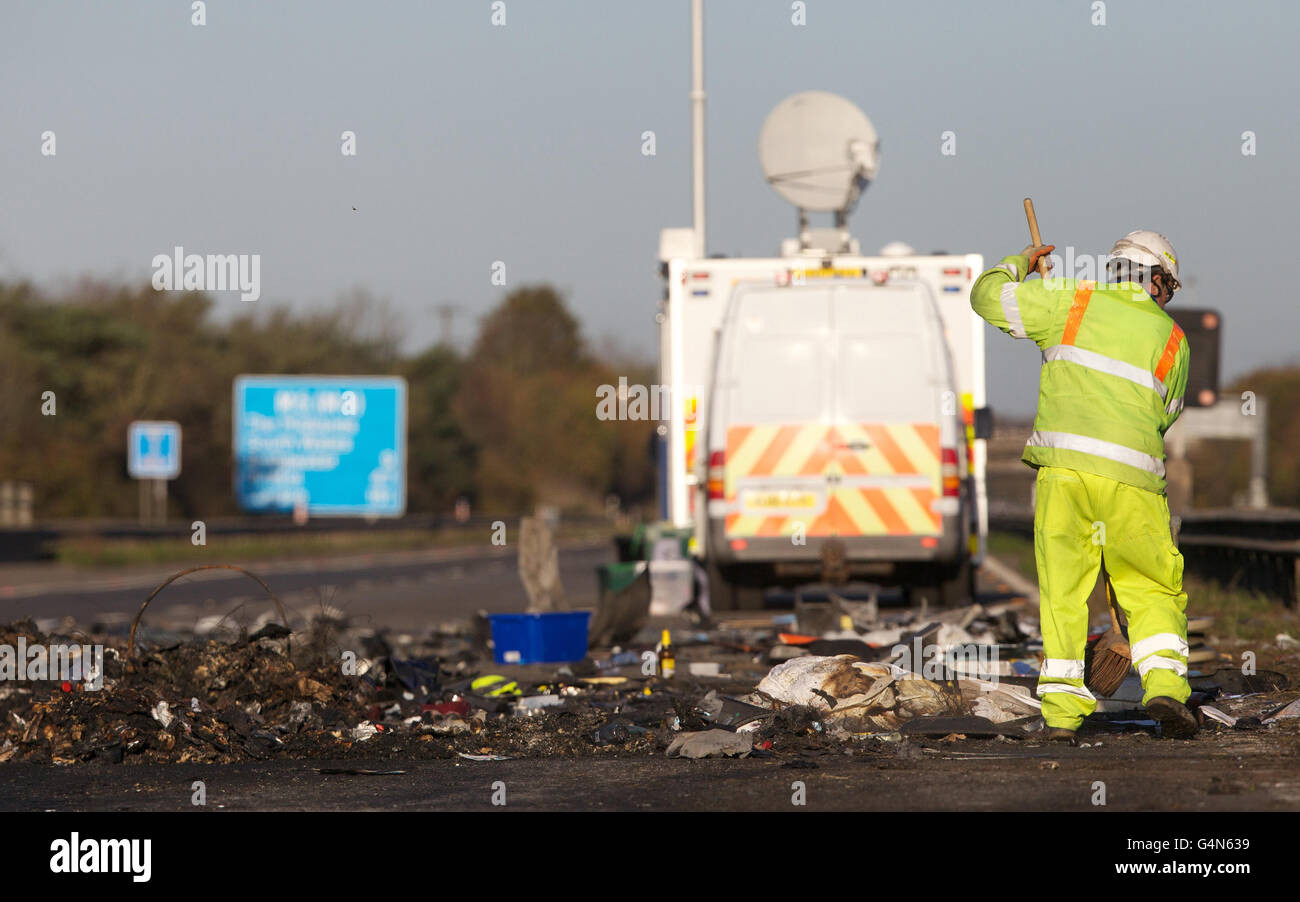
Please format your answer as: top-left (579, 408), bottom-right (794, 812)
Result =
top-left (957, 677), bottom-right (1041, 724)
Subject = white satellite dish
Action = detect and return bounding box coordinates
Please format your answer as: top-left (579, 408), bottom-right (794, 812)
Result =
top-left (759, 91), bottom-right (879, 216)
top-left (879, 240), bottom-right (916, 257)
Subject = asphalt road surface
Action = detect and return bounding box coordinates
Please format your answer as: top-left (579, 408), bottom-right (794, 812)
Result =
top-left (3, 736), bottom-right (1297, 812)
top-left (0, 542), bottom-right (613, 633)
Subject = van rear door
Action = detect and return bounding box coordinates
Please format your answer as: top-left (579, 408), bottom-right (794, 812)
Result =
top-left (713, 286), bottom-right (837, 540)
top-left (829, 283), bottom-right (947, 538)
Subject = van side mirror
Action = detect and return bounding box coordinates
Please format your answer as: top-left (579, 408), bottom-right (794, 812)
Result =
top-left (973, 407), bottom-right (994, 440)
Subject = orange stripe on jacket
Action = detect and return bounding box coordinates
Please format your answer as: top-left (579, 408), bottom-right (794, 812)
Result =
top-left (1061, 282), bottom-right (1094, 346)
top-left (1154, 325), bottom-right (1185, 383)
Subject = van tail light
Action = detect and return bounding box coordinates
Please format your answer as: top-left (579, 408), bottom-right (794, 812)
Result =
top-left (941, 447), bottom-right (961, 497)
top-left (707, 451), bottom-right (726, 500)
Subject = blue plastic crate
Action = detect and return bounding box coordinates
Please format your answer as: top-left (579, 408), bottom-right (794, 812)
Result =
top-left (488, 611), bottom-right (591, 665)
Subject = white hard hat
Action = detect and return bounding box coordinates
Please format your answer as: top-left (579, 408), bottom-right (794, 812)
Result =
top-left (1108, 230), bottom-right (1180, 289)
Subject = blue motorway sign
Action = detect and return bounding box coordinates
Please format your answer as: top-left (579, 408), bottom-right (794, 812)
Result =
top-left (233, 376), bottom-right (406, 516)
top-left (127, 420), bottom-right (182, 479)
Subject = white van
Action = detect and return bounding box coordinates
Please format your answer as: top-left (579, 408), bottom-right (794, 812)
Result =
top-left (700, 279), bottom-right (973, 608)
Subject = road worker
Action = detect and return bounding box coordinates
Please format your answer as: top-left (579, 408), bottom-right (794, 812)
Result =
top-left (970, 230), bottom-right (1197, 741)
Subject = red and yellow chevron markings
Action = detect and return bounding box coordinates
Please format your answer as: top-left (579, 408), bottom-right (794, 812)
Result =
top-left (722, 422), bottom-right (941, 538)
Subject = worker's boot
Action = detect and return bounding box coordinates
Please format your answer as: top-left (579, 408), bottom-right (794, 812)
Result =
top-left (1146, 696), bottom-right (1197, 739)
top-left (1043, 726), bottom-right (1077, 745)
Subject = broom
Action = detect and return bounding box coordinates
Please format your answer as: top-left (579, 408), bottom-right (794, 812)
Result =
top-left (1084, 572), bottom-right (1132, 696)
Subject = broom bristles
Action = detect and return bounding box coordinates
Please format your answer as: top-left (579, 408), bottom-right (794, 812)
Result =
top-left (1084, 631), bottom-right (1132, 697)
top-left (1086, 648), bottom-right (1131, 697)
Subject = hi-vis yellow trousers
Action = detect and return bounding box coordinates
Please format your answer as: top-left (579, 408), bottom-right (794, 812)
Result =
top-left (1033, 466), bottom-right (1191, 730)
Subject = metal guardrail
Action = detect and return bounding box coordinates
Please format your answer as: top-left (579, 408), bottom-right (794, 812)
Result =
top-left (1178, 509), bottom-right (1300, 540)
top-left (1176, 534), bottom-right (1299, 607)
top-left (0, 513), bottom-right (613, 563)
top-left (990, 508), bottom-right (1300, 607)
top-left (1176, 510), bottom-right (1300, 607)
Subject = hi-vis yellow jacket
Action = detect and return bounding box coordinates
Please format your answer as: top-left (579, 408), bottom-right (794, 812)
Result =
top-left (971, 252), bottom-right (1189, 495)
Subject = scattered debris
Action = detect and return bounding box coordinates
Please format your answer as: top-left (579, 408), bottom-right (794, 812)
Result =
top-left (1, 588), bottom-right (1295, 768)
top-left (695, 690), bottom-right (769, 729)
top-left (1197, 705), bottom-right (1237, 728)
top-left (1264, 698), bottom-right (1300, 723)
top-left (666, 729), bottom-right (752, 759)
top-left (151, 700), bottom-right (174, 729)
top-left (1191, 668), bottom-right (1289, 695)
top-left (753, 655), bottom-right (956, 730)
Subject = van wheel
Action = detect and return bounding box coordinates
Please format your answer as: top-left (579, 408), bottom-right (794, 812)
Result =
top-left (905, 559), bottom-right (975, 608)
top-left (938, 558), bottom-right (976, 606)
top-left (707, 563), bottom-right (766, 611)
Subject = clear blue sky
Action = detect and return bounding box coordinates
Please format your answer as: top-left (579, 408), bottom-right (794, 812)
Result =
top-left (2, 0), bottom-right (1296, 415)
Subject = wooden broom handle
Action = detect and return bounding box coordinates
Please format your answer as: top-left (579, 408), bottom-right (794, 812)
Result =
top-left (1023, 197), bottom-right (1050, 277)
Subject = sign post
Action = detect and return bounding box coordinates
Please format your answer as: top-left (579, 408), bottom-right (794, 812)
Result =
top-left (233, 376), bottom-right (406, 517)
top-left (127, 421), bottom-right (182, 524)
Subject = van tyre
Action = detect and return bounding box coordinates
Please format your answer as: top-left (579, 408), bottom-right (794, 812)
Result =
top-left (905, 558), bottom-right (975, 608)
top-left (707, 562), bottom-right (765, 611)
top-left (938, 557), bottom-right (976, 606)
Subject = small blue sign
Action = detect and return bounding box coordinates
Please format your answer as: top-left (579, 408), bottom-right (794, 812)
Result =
top-left (233, 376), bottom-right (407, 516)
top-left (127, 421), bottom-right (182, 479)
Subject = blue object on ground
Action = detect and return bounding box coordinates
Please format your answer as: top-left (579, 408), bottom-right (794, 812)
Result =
top-left (489, 612), bottom-right (592, 665)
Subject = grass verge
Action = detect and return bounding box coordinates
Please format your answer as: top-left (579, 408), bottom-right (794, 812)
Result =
top-left (987, 531), bottom-right (1299, 646)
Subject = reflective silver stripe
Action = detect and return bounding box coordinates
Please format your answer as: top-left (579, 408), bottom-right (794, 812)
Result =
top-left (1166, 396), bottom-right (1184, 416)
top-left (1136, 655), bottom-right (1188, 678)
top-left (1036, 682), bottom-right (1096, 702)
top-left (1043, 345), bottom-right (1168, 401)
top-left (1040, 658), bottom-right (1085, 679)
top-left (993, 262), bottom-right (1020, 280)
top-left (999, 282), bottom-right (1027, 338)
top-left (1026, 430), bottom-right (1165, 477)
top-left (1131, 632), bottom-right (1189, 661)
